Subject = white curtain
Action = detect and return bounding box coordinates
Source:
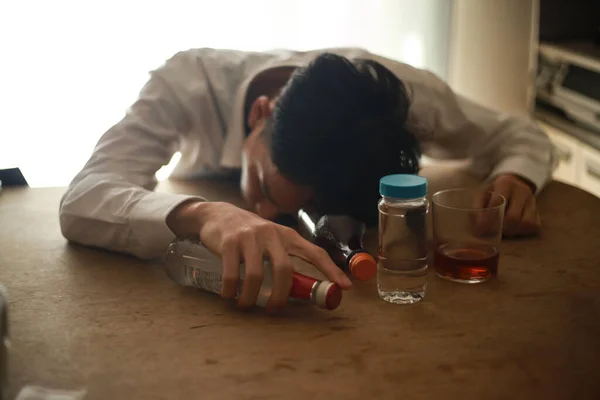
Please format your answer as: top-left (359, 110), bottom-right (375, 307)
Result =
top-left (0, 0), bottom-right (451, 187)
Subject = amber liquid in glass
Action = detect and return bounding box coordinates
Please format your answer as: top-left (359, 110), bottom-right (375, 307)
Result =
top-left (434, 242), bottom-right (499, 283)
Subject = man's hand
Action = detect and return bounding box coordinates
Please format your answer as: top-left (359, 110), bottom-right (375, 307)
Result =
top-left (488, 174), bottom-right (541, 237)
top-left (167, 201), bottom-right (352, 312)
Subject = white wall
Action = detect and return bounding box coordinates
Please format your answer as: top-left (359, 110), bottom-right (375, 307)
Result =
top-left (448, 0), bottom-right (538, 115)
top-left (362, 0), bottom-right (452, 79)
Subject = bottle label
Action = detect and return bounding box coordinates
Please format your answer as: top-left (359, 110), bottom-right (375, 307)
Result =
top-left (186, 265), bottom-right (223, 294)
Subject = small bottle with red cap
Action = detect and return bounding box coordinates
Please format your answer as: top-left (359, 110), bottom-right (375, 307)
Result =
top-left (297, 210), bottom-right (377, 281)
top-left (164, 238), bottom-right (342, 310)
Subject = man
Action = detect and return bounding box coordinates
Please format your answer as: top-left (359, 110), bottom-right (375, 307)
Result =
top-left (59, 48), bottom-right (556, 311)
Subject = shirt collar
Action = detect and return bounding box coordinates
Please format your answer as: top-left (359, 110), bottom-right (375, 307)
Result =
top-left (219, 59), bottom-right (306, 169)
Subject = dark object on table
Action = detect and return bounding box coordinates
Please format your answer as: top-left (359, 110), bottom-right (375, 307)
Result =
top-left (0, 168), bottom-right (28, 187)
top-left (297, 209), bottom-right (376, 281)
top-left (273, 214), bottom-right (297, 228)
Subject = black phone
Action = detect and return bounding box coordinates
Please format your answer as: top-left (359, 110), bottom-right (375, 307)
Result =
top-left (0, 168), bottom-right (28, 187)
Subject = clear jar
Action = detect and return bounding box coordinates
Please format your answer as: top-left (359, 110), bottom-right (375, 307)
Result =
top-left (378, 175), bottom-right (429, 304)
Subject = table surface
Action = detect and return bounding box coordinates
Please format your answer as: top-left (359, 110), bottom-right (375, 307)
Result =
top-left (1, 165), bottom-right (599, 400)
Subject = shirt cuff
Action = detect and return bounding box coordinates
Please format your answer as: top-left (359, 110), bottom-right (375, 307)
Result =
top-left (129, 191), bottom-right (205, 258)
top-left (488, 156), bottom-right (551, 194)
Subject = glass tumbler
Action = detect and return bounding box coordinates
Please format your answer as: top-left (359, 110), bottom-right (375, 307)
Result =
top-left (432, 188), bottom-right (506, 283)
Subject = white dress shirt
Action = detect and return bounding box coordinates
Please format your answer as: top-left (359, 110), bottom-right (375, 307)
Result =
top-left (59, 47), bottom-right (557, 259)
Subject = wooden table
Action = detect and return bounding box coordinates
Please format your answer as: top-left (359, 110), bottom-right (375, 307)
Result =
top-left (1, 165), bottom-right (599, 400)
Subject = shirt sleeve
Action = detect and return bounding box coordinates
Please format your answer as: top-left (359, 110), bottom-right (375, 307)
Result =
top-left (411, 71), bottom-right (558, 192)
top-left (59, 64), bottom-right (204, 259)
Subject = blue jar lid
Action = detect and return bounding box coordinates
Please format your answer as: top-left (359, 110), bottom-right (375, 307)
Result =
top-left (379, 174), bottom-right (427, 199)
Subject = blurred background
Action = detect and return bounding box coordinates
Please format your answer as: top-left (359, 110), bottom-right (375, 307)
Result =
top-left (0, 0), bottom-right (599, 197)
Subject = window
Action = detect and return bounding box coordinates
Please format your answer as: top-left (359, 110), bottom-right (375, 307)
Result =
top-left (0, 0), bottom-right (450, 186)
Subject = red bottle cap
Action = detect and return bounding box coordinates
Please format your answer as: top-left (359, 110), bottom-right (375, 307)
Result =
top-left (348, 252), bottom-right (377, 281)
top-left (314, 281), bottom-right (343, 310)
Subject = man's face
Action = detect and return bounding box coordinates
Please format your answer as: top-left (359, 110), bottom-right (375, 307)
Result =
top-left (241, 124), bottom-right (313, 220)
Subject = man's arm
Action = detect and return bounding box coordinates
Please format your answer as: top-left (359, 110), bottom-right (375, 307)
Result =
top-left (59, 54), bottom-right (352, 311)
top-left (412, 72), bottom-right (558, 236)
top-left (59, 66), bottom-right (203, 259)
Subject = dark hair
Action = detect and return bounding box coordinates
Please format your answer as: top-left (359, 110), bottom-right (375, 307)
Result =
top-left (268, 53), bottom-right (420, 226)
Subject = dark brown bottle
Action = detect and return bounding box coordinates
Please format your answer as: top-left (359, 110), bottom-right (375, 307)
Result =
top-left (297, 209), bottom-right (377, 281)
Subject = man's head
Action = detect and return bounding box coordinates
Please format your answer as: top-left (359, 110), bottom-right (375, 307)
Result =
top-left (241, 53), bottom-right (420, 225)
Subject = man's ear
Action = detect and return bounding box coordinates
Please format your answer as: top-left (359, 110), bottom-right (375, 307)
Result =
top-left (248, 96), bottom-right (272, 130)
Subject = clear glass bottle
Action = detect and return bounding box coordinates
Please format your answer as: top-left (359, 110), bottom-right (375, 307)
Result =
top-left (377, 174), bottom-right (429, 304)
top-left (165, 238), bottom-right (342, 310)
top-left (297, 210), bottom-right (377, 281)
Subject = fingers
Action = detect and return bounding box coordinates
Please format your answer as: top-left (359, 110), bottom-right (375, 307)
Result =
top-left (473, 191), bottom-right (499, 237)
top-left (263, 234), bottom-right (293, 312)
top-left (206, 203), bottom-right (353, 313)
top-left (286, 228), bottom-right (353, 289)
top-left (473, 189), bottom-right (490, 209)
top-left (490, 175), bottom-right (541, 238)
top-left (516, 197), bottom-right (541, 237)
top-left (220, 239), bottom-right (240, 300)
top-left (502, 185), bottom-right (528, 237)
top-left (472, 189), bottom-right (505, 238)
top-left (237, 235), bottom-right (264, 309)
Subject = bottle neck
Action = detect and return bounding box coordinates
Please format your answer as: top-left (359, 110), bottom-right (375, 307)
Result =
top-left (297, 209), bottom-right (319, 236)
top-left (318, 241), bottom-right (354, 262)
top-left (297, 210), bottom-right (366, 266)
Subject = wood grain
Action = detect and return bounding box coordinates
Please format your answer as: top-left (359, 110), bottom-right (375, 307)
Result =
top-left (1, 164), bottom-right (599, 400)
